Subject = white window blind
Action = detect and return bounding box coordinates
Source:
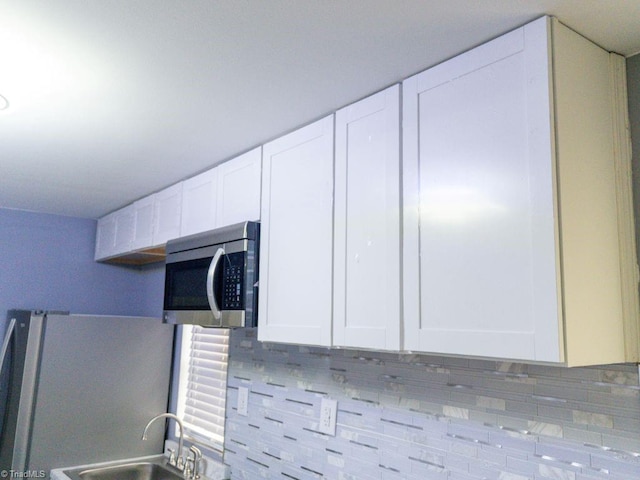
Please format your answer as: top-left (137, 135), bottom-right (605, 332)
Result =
top-left (176, 325), bottom-right (229, 451)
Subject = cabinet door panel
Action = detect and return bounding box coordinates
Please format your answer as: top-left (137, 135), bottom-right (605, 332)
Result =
top-left (258, 116), bottom-right (333, 346)
top-left (334, 86), bottom-right (400, 350)
top-left (217, 147), bottom-right (261, 227)
top-left (131, 196), bottom-right (155, 250)
top-left (403, 18), bottom-right (559, 361)
top-left (181, 167), bottom-right (218, 237)
top-left (153, 183), bottom-right (183, 246)
top-left (95, 213), bottom-right (117, 260)
top-left (113, 205), bottom-right (135, 254)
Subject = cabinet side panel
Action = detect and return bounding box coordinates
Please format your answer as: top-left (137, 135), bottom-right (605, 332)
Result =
top-left (611, 54), bottom-right (640, 362)
top-left (552, 19), bottom-right (625, 366)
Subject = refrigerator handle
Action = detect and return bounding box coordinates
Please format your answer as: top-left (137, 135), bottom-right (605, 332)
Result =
top-left (0, 317), bottom-right (17, 441)
top-left (0, 318), bottom-right (17, 378)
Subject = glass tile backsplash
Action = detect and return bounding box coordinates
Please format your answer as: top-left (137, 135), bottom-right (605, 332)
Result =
top-left (224, 328), bottom-right (640, 479)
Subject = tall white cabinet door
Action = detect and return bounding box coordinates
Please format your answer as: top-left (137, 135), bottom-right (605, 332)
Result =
top-left (181, 167), bottom-right (219, 237)
top-left (216, 147), bottom-right (261, 227)
top-left (153, 183), bottom-right (183, 246)
top-left (258, 116), bottom-right (334, 346)
top-left (403, 18), bottom-right (559, 361)
top-left (334, 86), bottom-right (401, 350)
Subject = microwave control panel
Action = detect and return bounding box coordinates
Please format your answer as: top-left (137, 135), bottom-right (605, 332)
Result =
top-left (222, 252), bottom-right (245, 310)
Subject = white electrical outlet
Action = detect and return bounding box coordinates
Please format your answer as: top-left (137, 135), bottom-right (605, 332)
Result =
top-left (319, 397), bottom-right (337, 436)
top-left (237, 386), bottom-right (249, 416)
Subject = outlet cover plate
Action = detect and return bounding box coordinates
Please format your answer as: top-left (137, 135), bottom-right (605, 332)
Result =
top-left (319, 397), bottom-right (337, 435)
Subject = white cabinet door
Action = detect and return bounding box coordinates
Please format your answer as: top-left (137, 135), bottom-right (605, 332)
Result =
top-left (153, 183), bottom-right (183, 246)
top-left (181, 167), bottom-right (218, 237)
top-left (96, 206), bottom-right (136, 260)
top-left (131, 195), bottom-right (155, 250)
top-left (180, 147), bottom-right (261, 236)
top-left (334, 85), bottom-right (401, 350)
top-left (113, 204), bottom-right (135, 254)
top-left (258, 116), bottom-right (334, 346)
top-left (216, 147), bottom-right (261, 227)
top-left (403, 18), bottom-right (560, 361)
top-left (94, 212), bottom-right (117, 260)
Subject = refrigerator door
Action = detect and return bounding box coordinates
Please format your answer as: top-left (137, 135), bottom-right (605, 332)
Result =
top-left (24, 313), bottom-right (174, 472)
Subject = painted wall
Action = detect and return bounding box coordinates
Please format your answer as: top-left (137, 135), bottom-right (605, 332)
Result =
top-left (0, 207), bottom-right (165, 336)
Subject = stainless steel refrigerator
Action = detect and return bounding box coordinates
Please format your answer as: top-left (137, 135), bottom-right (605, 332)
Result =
top-left (0, 310), bottom-right (174, 472)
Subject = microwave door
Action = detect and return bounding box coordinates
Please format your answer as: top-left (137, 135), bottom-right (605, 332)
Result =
top-left (206, 247), bottom-right (225, 321)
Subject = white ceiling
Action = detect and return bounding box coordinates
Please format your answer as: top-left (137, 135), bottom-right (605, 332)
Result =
top-left (2, 0), bottom-right (640, 219)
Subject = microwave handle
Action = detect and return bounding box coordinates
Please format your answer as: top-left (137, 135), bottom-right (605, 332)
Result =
top-left (206, 247), bottom-right (224, 320)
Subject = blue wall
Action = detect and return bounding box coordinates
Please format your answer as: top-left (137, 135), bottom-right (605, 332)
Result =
top-left (0, 208), bottom-right (165, 336)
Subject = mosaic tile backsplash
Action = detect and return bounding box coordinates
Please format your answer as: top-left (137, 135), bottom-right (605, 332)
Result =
top-left (224, 329), bottom-right (640, 479)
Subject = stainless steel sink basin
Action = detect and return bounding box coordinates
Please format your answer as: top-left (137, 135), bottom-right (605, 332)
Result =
top-left (63, 456), bottom-right (183, 480)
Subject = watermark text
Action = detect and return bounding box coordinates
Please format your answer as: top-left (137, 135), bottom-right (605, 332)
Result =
top-left (0, 471), bottom-right (46, 479)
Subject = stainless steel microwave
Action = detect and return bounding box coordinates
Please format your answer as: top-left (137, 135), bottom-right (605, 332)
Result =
top-left (163, 221), bottom-right (259, 327)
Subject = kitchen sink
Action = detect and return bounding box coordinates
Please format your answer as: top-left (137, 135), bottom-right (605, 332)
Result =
top-left (63, 456), bottom-right (183, 480)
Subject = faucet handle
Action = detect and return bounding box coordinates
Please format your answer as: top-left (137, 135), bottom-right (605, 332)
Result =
top-left (183, 461), bottom-right (192, 479)
top-left (167, 448), bottom-right (177, 466)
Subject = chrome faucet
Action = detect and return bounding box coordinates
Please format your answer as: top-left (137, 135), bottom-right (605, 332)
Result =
top-left (142, 413), bottom-right (185, 469)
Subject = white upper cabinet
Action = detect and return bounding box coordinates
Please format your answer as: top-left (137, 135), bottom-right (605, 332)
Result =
top-left (113, 204), bottom-right (135, 254)
top-left (258, 116), bottom-right (334, 346)
top-left (403, 17), bottom-right (556, 362)
top-left (402, 16), bottom-right (636, 366)
top-left (94, 211), bottom-right (118, 260)
top-left (181, 167), bottom-right (219, 237)
top-left (333, 85), bottom-right (401, 350)
top-left (96, 148), bottom-right (262, 261)
top-left (216, 147), bottom-right (261, 227)
top-left (131, 195), bottom-right (155, 251)
top-left (152, 182), bottom-right (183, 247)
top-left (93, 15), bottom-right (637, 365)
top-left (94, 205), bottom-right (137, 260)
top-left (181, 147), bottom-right (262, 237)
top-left (96, 183), bottom-right (183, 260)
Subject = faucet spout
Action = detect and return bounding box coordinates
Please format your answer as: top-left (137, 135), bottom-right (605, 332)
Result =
top-left (142, 413), bottom-right (185, 467)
